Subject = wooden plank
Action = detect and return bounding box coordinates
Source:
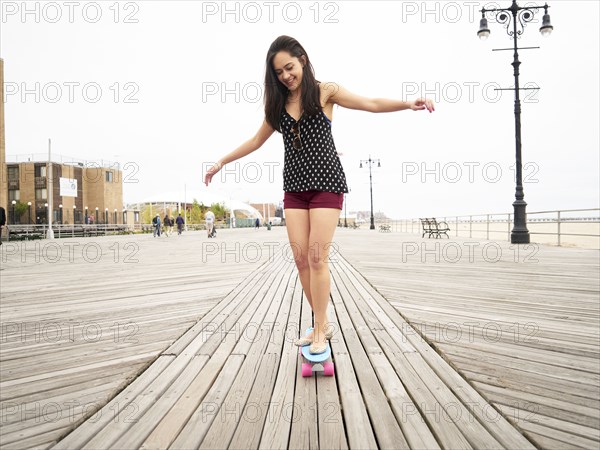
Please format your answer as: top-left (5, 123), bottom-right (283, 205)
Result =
top-left (326, 278), bottom-right (379, 449)
top-left (1, 230), bottom-right (288, 447)
top-left (335, 254), bottom-right (536, 450)
top-left (258, 276), bottom-right (303, 450)
top-left (70, 259), bottom-right (285, 449)
top-left (496, 403), bottom-right (600, 442)
top-left (330, 270), bottom-right (409, 449)
top-left (316, 300), bottom-right (348, 450)
top-left (0, 365), bottom-right (137, 402)
top-left (79, 355), bottom-right (209, 449)
top-left (110, 336), bottom-right (237, 449)
top-left (51, 355), bottom-right (173, 449)
top-left (169, 262), bottom-right (294, 449)
top-left (111, 264), bottom-right (283, 449)
top-left (1, 379), bottom-right (130, 439)
top-left (227, 353), bottom-right (281, 450)
top-left (394, 307), bottom-right (600, 357)
top-left (196, 256), bottom-right (287, 358)
top-left (228, 269), bottom-right (298, 449)
top-left (1, 380), bottom-right (126, 446)
top-left (444, 347), bottom-right (600, 388)
top-left (1, 351), bottom-right (158, 388)
top-left (330, 262), bottom-right (441, 449)
top-left (163, 265), bottom-right (268, 355)
top-left (1, 427), bottom-right (63, 450)
top-left (288, 286), bottom-right (319, 450)
top-left (473, 381), bottom-right (600, 429)
top-left (461, 364), bottom-right (600, 409)
top-left (166, 354), bottom-right (246, 450)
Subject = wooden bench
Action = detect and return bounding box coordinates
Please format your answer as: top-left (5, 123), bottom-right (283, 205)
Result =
top-left (379, 224), bottom-right (391, 232)
top-left (419, 218), bottom-right (450, 238)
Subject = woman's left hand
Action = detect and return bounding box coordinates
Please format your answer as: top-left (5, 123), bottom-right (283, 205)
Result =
top-left (411, 98), bottom-right (435, 113)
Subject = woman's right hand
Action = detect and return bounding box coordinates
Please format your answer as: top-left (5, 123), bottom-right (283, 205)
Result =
top-left (204, 161), bottom-right (223, 186)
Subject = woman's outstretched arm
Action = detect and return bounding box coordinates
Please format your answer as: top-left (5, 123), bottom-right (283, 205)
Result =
top-left (204, 119), bottom-right (275, 186)
top-left (322, 82), bottom-right (435, 113)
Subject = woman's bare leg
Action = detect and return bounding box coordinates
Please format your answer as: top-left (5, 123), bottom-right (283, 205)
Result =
top-left (284, 209), bottom-right (314, 335)
top-left (308, 208), bottom-right (341, 350)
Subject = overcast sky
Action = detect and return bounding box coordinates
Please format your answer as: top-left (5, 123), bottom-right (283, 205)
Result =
top-left (2, 0), bottom-right (598, 219)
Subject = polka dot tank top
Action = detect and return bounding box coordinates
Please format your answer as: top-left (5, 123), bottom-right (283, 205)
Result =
top-left (281, 109), bottom-right (349, 194)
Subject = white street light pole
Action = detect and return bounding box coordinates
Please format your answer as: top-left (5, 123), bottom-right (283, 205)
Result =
top-left (47, 139), bottom-right (54, 239)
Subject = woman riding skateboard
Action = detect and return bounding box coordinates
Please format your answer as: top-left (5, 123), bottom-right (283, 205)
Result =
top-left (204, 35), bottom-right (434, 354)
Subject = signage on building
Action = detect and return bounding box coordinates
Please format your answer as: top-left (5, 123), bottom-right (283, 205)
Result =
top-left (59, 178), bottom-right (78, 197)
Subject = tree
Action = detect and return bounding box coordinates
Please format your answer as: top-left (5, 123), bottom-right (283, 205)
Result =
top-left (190, 199), bottom-right (203, 224)
top-left (14, 201), bottom-right (29, 223)
top-left (140, 204), bottom-right (164, 224)
top-left (210, 202), bottom-right (228, 221)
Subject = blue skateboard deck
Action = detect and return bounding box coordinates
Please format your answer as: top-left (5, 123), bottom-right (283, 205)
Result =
top-left (300, 327), bottom-right (334, 377)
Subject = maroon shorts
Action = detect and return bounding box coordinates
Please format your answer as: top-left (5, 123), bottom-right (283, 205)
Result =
top-left (284, 190), bottom-right (344, 210)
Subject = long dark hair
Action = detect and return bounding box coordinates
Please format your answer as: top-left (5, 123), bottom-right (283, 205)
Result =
top-left (264, 36), bottom-right (321, 132)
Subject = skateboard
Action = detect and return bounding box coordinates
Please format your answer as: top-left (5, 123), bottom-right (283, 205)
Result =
top-left (299, 327), bottom-right (335, 377)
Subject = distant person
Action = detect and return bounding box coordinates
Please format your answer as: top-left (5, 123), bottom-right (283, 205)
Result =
top-left (204, 35), bottom-right (434, 354)
top-left (163, 214), bottom-right (171, 237)
top-left (152, 214), bottom-right (161, 237)
top-left (0, 206), bottom-right (5, 245)
top-left (205, 210), bottom-right (215, 238)
top-left (255, 217), bottom-right (260, 230)
top-left (175, 213), bottom-right (184, 235)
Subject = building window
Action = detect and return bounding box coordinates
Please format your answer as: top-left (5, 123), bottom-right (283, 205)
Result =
top-left (106, 171), bottom-right (113, 182)
top-left (134, 211), bottom-right (140, 222)
top-left (8, 190), bottom-right (20, 201)
top-left (8, 166), bottom-right (19, 180)
top-left (35, 165), bottom-right (47, 177)
top-left (122, 211), bottom-right (127, 224)
top-left (35, 188), bottom-right (48, 200)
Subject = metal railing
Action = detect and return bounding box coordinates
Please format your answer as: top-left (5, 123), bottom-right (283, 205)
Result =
top-left (2, 222), bottom-right (231, 240)
top-left (390, 208), bottom-right (600, 249)
top-left (3, 224), bottom-right (135, 240)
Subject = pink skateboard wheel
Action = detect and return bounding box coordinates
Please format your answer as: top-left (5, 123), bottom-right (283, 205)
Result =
top-left (302, 363), bottom-right (313, 377)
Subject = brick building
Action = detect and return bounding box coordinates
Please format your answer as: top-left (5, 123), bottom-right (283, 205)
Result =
top-left (1, 57), bottom-right (130, 228)
top-left (6, 157), bottom-right (124, 225)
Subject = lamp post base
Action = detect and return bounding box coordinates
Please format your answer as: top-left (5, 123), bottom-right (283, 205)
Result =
top-left (510, 199), bottom-right (530, 244)
top-left (511, 230), bottom-right (530, 244)
top-left (47, 228), bottom-right (55, 239)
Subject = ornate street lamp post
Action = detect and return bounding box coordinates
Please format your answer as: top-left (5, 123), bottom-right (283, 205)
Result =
top-left (359, 156), bottom-right (381, 230)
top-left (478, 1), bottom-right (553, 244)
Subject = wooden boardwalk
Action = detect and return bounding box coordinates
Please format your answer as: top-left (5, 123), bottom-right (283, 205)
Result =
top-left (0, 227), bottom-right (598, 449)
top-left (333, 229), bottom-right (600, 450)
top-left (0, 230), bottom-right (289, 449)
